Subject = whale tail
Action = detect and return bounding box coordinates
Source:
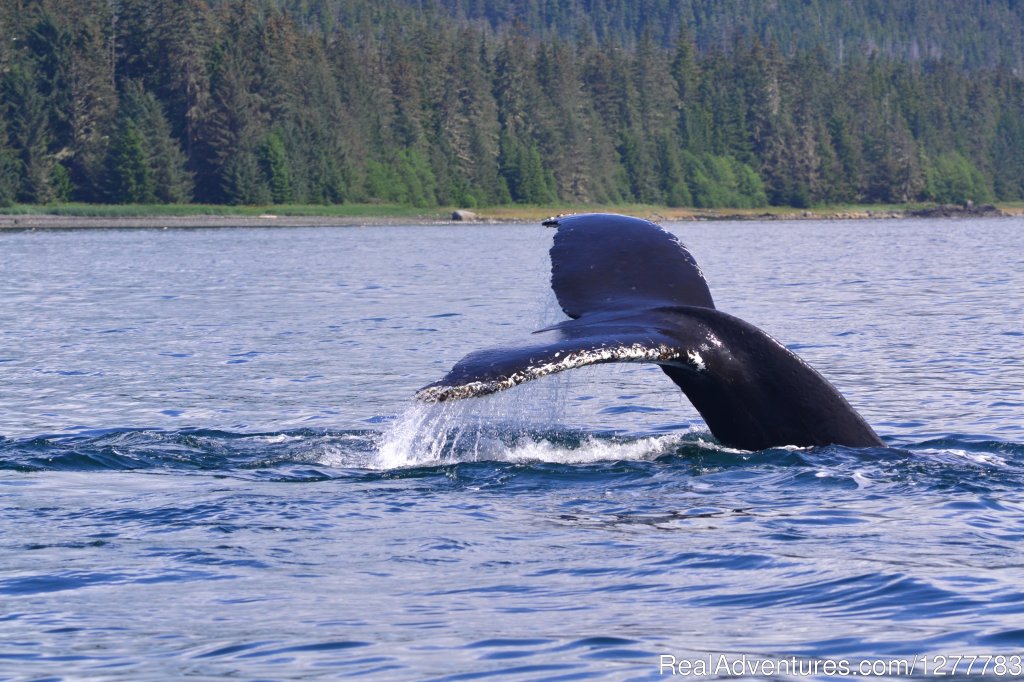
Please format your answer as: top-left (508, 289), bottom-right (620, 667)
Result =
top-left (417, 213), bottom-right (882, 450)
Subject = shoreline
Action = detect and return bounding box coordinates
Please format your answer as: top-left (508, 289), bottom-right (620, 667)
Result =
top-left (1, 203), bottom-right (1019, 230)
top-left (0, 213), bottom-right (421, 231)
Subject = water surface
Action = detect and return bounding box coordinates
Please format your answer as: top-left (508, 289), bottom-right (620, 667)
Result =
top-left (1, 219), bottom-right (1022, 680)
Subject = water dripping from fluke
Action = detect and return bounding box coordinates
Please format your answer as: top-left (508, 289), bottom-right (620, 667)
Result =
top-left (373, 386), bottom-right (690, 470)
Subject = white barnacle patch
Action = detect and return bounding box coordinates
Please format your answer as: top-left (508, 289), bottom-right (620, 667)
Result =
top-left (686, 350), bottom-right (706, 371)
top-left (705, 331), bottom-right (723, 348)
top-left (416, 342), bottom-right (681, 403)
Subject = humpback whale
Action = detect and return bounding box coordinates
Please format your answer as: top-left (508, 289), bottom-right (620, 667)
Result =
top-left (416, 213), bottom-right (883, 450)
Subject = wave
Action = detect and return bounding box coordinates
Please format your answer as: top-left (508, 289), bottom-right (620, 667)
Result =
top-left (1, 412), bottom-right (1022, 493)
top-left (0, 428), bottom-right (378, 479)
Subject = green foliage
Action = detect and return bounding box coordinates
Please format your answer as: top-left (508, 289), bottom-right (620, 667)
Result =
top-left (396, 149), bottom-right (438, 208)
top-left (923, 153), bottom-right (994, 205)
top-left (260, 132), bottom-right (293, 204)
top-left (1, 0), bottom-right (1024, 210)
top-left (221, 147), bottom-right (271, 205)
top-left (106, 122), bottom-right (155, 203)
top-left (104, 82), bottom-right (193, 204)
top-left (0, 154), bottom-right (17, 208)
top-left (499, 134), bottom-right (557, 204)
top-left (0, 120), bottom-right (19, 208)
top-left (138, 101), bottom-right (193, 204)
top-left (684, 153), bottom-right (768, 209)
top-left (1, 62), bottom-right (57, 203)
top-left (991, 109), bottom-right (1024, 201)
top-left (365, 149), bottom-right (438, 207)
top-left (51, 163), bottom-right (72, 202)
top-left (655, 140), bottom-right (693, 208)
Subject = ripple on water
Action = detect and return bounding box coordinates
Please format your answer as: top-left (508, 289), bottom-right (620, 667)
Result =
top-left (2, 427), bottom-right (1024, 679)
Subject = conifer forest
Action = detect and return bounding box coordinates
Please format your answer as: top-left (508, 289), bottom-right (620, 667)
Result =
top-left (2, 0), bottom-right (1023, 209)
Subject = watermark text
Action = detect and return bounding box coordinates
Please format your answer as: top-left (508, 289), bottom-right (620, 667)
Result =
top-left (658, 653), bottom-right (1024, 677)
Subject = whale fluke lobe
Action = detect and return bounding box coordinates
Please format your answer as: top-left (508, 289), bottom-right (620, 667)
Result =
top-left (417, 213), bottom-right (883, 450)
top-left (545, 213), bottom-right (714, 318)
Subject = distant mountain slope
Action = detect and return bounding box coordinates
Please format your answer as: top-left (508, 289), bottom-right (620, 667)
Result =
top-left (277, 0), bottom-right (1024, 70)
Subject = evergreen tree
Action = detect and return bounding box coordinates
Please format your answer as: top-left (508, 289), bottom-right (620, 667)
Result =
top-left (654, 134), bottom-right (693, 207)
top-left (66, 2), bottom-right (118, 201)
top-left (992, 106), bottom-right (1024, 200)
top-left (499, 132), bottom-right (556, 204)
top-left (24, 11), bottom-right (74, 153)
top-left (260, 131), bottom-right (293, 204)
top-left (671, 31), bottom-right (704, 153)
top-left (195, 8), bottom-right (269, 203)
top-left (0, 119), bottom-right (19, 207)
top-left (106, 121), bottom-right (154, 203)
top-left (105, 81), bottom-right (192, 203)
top-left (432, 30), bottom-right (489, 205)
top-left (114, 0), bottom-right (212, 145)
top-left (2, 62), bottom-right (57, 203)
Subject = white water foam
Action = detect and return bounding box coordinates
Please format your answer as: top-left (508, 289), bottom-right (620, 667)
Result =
top-left (373, 394), bottom-right (690, 470)
top-left (915, 448), bottom-right (1009, 468)
top-left (496, 432), bottom-right (687, 465)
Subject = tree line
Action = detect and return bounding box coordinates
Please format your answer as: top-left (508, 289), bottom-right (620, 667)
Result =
top-left (1, 0), bottom-right (1023, 209)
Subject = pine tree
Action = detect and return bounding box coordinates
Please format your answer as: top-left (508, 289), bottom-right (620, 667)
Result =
top-left (106, 81), bottom-right (192, 203)
top-left (992, 105), bottom-right (1024, 200)
top-left (194, 8), bottom-right (269, 203)
top-left (115, 0), bottom-right (212, 152)
top-left (65, 1), bottom-right (118, 201)
top-left (498, 132), bottom-right (555, 204)
top-left (24, 11), bottom-right (73, 153)
top-left (260, 131), bottom-right (293, 204)
top-left (2, 62), bottom-right (57, 203)
top-left (671, 30), bottom-right (702, 151)
top-left (106, 120), bottom-right (154, 203)
top-left (0, 119), bottom-right (19, 207)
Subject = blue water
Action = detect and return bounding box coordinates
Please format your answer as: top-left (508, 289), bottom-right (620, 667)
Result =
top-left (1, 219), bottom-right (1022, 680)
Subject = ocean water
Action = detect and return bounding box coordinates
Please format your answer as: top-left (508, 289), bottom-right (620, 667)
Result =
top-left (1, 218), bottom-right (1022, 681)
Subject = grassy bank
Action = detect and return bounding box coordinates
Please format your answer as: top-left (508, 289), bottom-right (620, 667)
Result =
top-left (2, 201), bottom-right (1021, 225)
top-left (478, 203), bottom-right (935, 221)
top-left (0, 202), bottom-right (448, 219)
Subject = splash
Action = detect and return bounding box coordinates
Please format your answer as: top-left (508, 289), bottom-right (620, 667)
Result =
top-left (373, 382), bottom-right (690, 470)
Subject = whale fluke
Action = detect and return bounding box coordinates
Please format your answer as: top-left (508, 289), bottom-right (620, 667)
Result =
top-left (417, 213), bottom-right (883, 450)
top-left (545, 213), bottom-right (714, 317)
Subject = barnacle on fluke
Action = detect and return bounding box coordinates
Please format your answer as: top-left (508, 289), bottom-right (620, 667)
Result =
top-left (416, 342), bottom-right (683, 402)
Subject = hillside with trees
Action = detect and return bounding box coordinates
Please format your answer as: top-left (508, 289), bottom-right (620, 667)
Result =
top-left (1, 0), bottom-right (1023, 209)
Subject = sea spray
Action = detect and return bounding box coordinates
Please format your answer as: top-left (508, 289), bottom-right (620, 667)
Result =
top-left (374, 378), bottom-right (689, 469)
top-left (375, 241), bottom-right (578, 469)
top-left (375, 377), bottom-right (566, 469)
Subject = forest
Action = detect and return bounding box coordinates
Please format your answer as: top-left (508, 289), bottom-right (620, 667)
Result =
top-left (1, 0), bottom-right (1023, 209)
